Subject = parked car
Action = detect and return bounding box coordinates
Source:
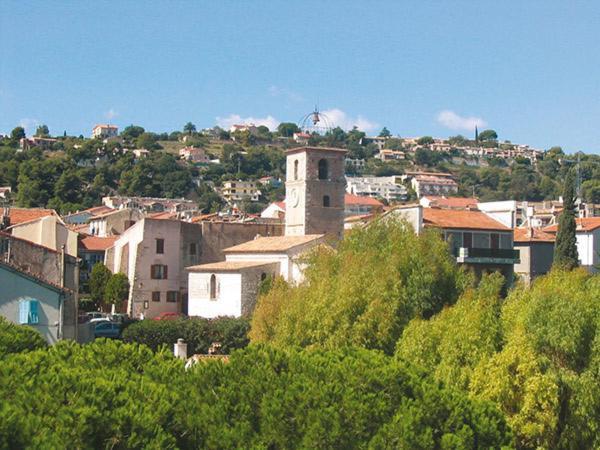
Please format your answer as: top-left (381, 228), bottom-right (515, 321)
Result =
top-left (87, 312), bottom-right (108, 320)
top-left (90, 317), bottom-right (111, 323)
top-left (152, 312), bottom-right (184, 321)
top-left (109, 313), bottom-right (129, 323)
top-left (94, 321), bottom-right (121, 339)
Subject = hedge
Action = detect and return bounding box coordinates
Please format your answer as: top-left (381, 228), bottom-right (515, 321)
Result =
top-left (0, 317), bottom-right (47, 357)
top-left (121, 316), bottom-right (250, 355)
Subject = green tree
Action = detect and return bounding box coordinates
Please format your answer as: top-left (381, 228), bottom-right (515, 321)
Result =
top-left (34, 125), bottom-right (49, 137)
top-left (378, 127), bottom-right (391, 138)
top-left (183, 122), bottom-right (196, 135)
top-left (581, 179), bottom-right (600, 203)
top-left (478, 129), bottom-right (498, 142)
top-left (89, 263), bottom-right (112, 309)
top-left (250, 218), bottom-right (466, 354)
top-left (553, 169), bottom-right (579, 269)
top-left (104, 273), bottom-right (129, 310)
top-left (0, 317), bottom-right (47, 356)
top-left (276, 122), bottom-right (300, 137)
top-left (121, 124), bottom-right (145, 140)
top-left (417, 136), bottom-right (434, 145)
top-left (10, 126), bottom-right (25, 141)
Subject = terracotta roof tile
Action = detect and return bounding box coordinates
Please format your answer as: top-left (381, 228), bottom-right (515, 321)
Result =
top-left (423, 208), bottom-right (509, 231)
top-left (514, 227), bottom-right (556, 243)
top-left (344, 193), bottom-right (383, 207)
top-left (79, 235), bottom-right (118, 251)
top-left (224, 234), bottom-right (324, 253)
top-left (544, 217), bottom-right (600, 233)
top-left (423, 196), bottom-right (478, 209)
top-left (8, 208), bottom-right (56, 226)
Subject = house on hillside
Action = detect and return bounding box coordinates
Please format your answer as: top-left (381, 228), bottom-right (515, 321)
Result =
top-left (513, 227), bottom-right (555, 284)
top-left (544, 217), bottom-right (600, 273)
top-left (4, 211), bottom-right (78, 257)
top-left (387, 205), bottom-right (519, 284)
top-left (92, 124), bottom-right (118, 139)
top-left (0, 233), bottom-right (80, 343)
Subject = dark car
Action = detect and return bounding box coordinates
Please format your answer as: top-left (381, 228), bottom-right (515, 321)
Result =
top-left (94, 321), bottom-right (121, 339)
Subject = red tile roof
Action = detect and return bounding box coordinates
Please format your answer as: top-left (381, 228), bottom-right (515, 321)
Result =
top-left (8, 208), bottom-right (56, 226)
top-left (79, 235), bottom-right (118, 251)
top-left (423, 196), bottom-right (478, 209)
top-left (514, 227), bottom-right (555, 243)
top-left (344, 193), bottom-right (384, 207)
top-left (423, 208), bottom-right (509, 231)
top-left (544, 217), bottom-right (600, 233)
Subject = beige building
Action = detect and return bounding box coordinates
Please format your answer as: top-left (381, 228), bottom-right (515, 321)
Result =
top-left (285, 147), bottom-right (347, 240)
top-left (92, 124), bottom-right (118, 139)
top-left (88, 208), bottom-right (144, 237)
top-left (188, 146), bottom-right (347, 318)
top-left (7, 214), bottom-right (78, 257)
top-left (513, 227), bottom-right (555, 284)
top-left (221, 181), bottom-right (261, 203)
top-left (405, 172), bottom-right (458, 198)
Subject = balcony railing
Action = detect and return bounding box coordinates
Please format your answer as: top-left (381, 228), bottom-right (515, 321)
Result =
top-left (452, 247), bottom-right (520, 263)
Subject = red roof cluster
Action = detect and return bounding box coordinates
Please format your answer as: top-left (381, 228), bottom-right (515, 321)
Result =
top-left (79, 235), bottom-right (118, 251)
top-left (8, 208), bottom-right (56, 226)
top-left (423, 208), bottom-right (509, 231)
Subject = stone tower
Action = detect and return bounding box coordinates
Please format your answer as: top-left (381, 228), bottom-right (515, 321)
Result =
top-left (284, 146), bottom-right (347, 239)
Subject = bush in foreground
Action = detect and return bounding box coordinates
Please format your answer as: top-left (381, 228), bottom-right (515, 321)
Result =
top-left (0, 341), bottom-right (512, 448)
top-left (0, 317), bottom-right (47, 357)
top-left (122, 316), bottom-right (250, 355)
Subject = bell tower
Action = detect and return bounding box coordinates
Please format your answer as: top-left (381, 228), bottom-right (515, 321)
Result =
top-left (284, 146), bottom-right (346, 240)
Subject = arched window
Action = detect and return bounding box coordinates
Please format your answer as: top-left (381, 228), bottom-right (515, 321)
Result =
top-left (293, 160), bottom-right (299, 180)
top-left (318, 158), bottom-right (328, 180)
top-left (209, 274), bottom-right (217, 300)
top-left (323, 195), bottom-right (330, 207)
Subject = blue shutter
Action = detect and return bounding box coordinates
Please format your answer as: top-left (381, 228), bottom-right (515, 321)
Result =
top-left (29, 300), bottom-right (39, 324)
top-left (18, 300), bottom-right (29, 324)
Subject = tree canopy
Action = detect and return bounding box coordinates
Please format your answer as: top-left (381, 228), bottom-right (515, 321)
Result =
top-left (554, 169), bottom-right (579, 269)
top-left (250, 218), bottom-right (467, 354)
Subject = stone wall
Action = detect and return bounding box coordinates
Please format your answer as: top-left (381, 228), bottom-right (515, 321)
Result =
top-left (199, 222), bottom-right (283, 263)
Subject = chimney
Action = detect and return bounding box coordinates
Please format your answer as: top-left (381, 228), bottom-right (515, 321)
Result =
top-left (174, 338), bottom-right (188, 359)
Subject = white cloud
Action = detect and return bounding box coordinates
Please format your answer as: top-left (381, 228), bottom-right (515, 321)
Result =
top-left (436, 110), bottom-right (487, 132)
top-left (216, 114), bottom-right (280, 131)
top-left (320, 108), bottom-right (379, 132)
top-left (18, 118), bottom-right (41, 134)
top-left (268, 85), bottom-right (304, 103)
top-left (105, 108), bottom-right (118, 120)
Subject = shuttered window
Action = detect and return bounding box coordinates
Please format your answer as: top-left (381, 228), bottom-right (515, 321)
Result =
top-left (18, 299), bottom-right (39, 325)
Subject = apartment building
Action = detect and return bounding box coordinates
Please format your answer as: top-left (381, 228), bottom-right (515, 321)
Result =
top-left (346, 176), bottom-right (407, 203)
top-left (221, 181), bottom-right (261, 203)
top-left (92, 124), bottom-right (118, 139)
top-left (402, 172), bottom-right (458, 198)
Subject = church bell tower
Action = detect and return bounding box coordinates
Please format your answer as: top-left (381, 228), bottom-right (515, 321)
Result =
top-left (284, 146), bottom-right (346, 240)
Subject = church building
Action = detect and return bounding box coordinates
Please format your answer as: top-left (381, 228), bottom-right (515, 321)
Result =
top-left (186, 147), bottom-right (346, 318)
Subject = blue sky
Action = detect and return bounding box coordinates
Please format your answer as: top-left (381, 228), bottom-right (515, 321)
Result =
top-left (1, 1), bottom-right (599, 153)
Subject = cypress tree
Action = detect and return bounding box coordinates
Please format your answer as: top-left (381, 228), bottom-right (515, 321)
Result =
top-left (553, 169), bottom-right (579, 269)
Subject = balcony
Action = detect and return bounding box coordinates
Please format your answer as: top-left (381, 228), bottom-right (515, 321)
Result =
top-left (453, 247), bottom-right (520, 265)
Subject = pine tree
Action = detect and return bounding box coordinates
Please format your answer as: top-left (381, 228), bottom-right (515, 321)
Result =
top-left (553, 169), bottom-right (579, 269)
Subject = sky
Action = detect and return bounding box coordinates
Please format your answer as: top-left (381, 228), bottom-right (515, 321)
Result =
top-left (1, 1), bottom-right (600, 154)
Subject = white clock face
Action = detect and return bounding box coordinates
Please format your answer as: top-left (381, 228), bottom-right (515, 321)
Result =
top-left (290, 188), bottom-right (300, 207)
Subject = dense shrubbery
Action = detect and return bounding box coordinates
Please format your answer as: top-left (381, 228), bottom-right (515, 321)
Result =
top-left (250, 219), bottom-right (468, 354)
top-left (0, 340), bottom-right (512, 448)
top-left (397, 270), bottom-right (600, 449)
top-left (0, 317), bottom-right (46, 356)
top-left (122, 317), bottom-right (250, 355)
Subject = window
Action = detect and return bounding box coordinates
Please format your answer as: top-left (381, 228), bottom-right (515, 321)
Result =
top-left (18, 299), bottom-right (39, 325)
top-left (318, 158), bottom-right (328, 180)
top-left (150, 264), bottom-right (168, 279)
top-left (209, 274), bottom-right (217, 300)
top-left (463, 232), bottom-right (473, 248)
top-left (156, 238), bottom-right (164, 254)
top-left (490, 233), bottom-right (499, 249)
top-left (294, 159), bottom-right (299, 180)
top-left (189, 243), bottom-right (197, 255)
top-left (323, 195), bottom-right (330, 207)
top-left (167, 291), bottom-right (179, 303)
top-left (152, 291), bottom-right (161, 302)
